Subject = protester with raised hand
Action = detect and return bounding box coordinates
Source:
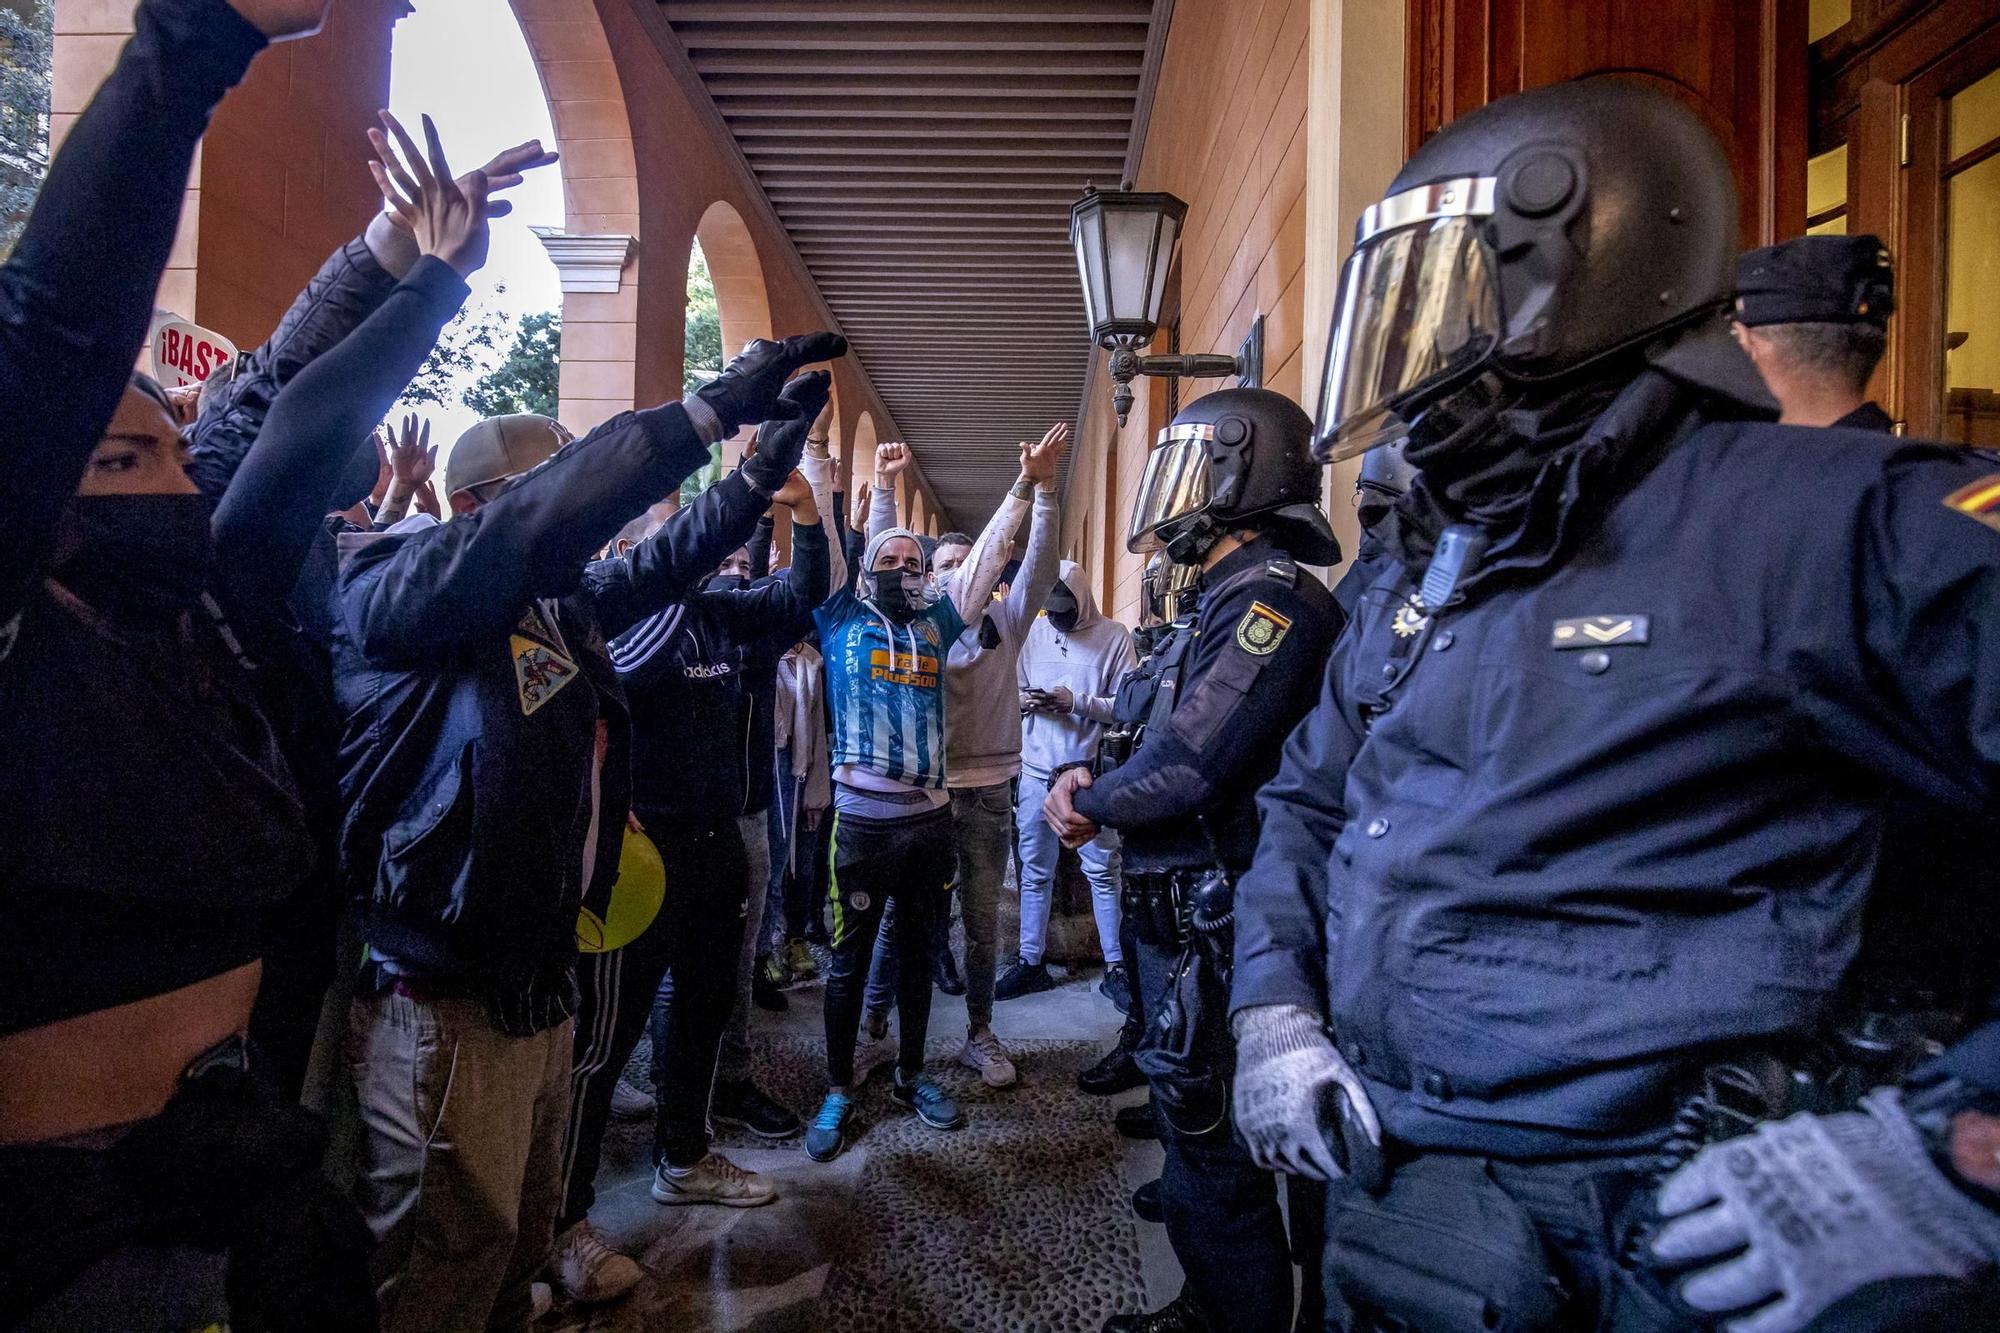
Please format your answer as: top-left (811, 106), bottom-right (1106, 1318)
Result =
top-left (0, 0), bottom-right (383, 1326)
top-left (323, 165), bottom-right (845, 1321)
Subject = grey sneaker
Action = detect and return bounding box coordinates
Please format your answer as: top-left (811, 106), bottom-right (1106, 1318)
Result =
top-left (650, 1152), bottom-right (777, 1208)
top-left (608, 1074), bottom-right (655, 1119)
top-left (958, 1029), bottom-right (1018, 1088)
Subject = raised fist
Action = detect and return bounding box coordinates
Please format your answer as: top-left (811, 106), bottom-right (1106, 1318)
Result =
top-left (876, 441), bottom-right (910, 484)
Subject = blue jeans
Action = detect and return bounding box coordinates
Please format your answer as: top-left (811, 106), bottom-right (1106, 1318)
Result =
top-left (862, 780), bottom-right (1014, 1031)
top-left (1014, 770), bottom-right (1123, 967)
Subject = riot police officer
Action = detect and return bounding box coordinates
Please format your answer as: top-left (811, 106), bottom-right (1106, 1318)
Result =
top-left (1045, 387), bottom-right (1344, 1333)
top-left (1077, 554), bottom-right (1199, 1100)
top-left (1230, 75), bottom-right (2000, 1331)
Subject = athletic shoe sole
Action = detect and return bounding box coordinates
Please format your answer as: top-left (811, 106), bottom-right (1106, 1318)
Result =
top-left (712, 1110), bottom-right (802, 1140)
top-left (649, 1178), bottom-right (777, 1208)
top-left (957, 1046), bottom-right (1018, 1090)
top-left (805, 1132), bottom-right (846, 1163)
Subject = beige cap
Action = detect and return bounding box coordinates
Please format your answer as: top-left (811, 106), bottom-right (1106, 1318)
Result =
top-left (447, 414), bottom-right (573, 497)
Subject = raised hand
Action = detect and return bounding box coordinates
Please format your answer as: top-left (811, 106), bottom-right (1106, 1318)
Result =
top-left (876, 441), bottom-right (910, 484)
top-left (693, 333), bottom-right (849, 437)
top-left (387, 414), bottom-right (436, 488)
top-left (850, 487), bottom-right (871, 533)
top-left (224, 0), bottom-right (331, 40)
top-left (1021, 422), bottom-right (1069, 487)
top-left (472, 141), bottom-right (560, 220)
top-left (368, 111), bottom-right (493, 278)
top-left (743, 371), bottom-right (832, 492)
top-left (771, 471), bottom-right (813, 509)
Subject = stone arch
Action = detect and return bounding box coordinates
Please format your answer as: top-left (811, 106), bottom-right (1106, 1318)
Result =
top-left (508, 0), bottom-right (642, 436)
top-left (693, 200), bottom-right (773, 468)
top-left (849, 410), bottom-right (879, 507)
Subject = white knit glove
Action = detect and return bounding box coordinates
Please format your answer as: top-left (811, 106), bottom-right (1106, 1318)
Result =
top-left (1231, 1003), bottom-right (1380, 1181)
top-left (1652, 1088), bottom-right (2000, 1333)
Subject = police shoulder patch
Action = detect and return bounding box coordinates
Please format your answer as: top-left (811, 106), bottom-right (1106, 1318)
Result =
top-left (1235, 601), bottom-right (1293, 655)
top-left (1943, 473), bottom-right (2000, 534)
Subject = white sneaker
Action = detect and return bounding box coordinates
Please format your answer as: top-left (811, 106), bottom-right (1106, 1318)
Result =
top-left (958, 1029), bottom-right (1018, 1088)
top-left (609, 1074), bottom-right (655, 1119)
top-left (650, 1152), bottom-right (778, 1208)
top-left (854, 1032), bottom-right (898, 1086)
top-left (551, 1220), bottom-right (643, 1305)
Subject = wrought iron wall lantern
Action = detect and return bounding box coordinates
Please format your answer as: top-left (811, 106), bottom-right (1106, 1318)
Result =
top-left (1071, 184), bottom-right (1262, 425)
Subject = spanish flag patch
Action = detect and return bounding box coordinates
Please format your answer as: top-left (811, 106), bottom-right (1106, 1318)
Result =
top-left (1235, 601), bottom-right (1293, 655)
top-left (1943, 474), bottom-right (2000, 533)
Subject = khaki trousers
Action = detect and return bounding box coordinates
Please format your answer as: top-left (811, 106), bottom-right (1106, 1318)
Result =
top-left (346, 991), bottom-right (573, 1333)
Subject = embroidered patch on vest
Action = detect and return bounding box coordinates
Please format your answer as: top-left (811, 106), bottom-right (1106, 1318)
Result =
top-left (1550, 615), bottom-right (1650, 649)
top-left (511, 634), bottom-right (579, 715)
top-left (1235, 601), bottom-right (1292, 655)
top-left (1943, 474), bottom-right (2000, 533)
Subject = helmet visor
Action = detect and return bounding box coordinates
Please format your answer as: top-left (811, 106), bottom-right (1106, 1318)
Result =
top-left (1314, 203), bottom-right (1502, 463)
top-left (1126, 425), bottom-right (1212, 554)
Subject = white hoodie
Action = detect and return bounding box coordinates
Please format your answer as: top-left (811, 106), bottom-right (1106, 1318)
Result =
top-left (1018, 560), bottom-right (1137, 785)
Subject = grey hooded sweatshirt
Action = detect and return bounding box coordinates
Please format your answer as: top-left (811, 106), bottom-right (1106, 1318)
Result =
top-left (1018, 559), bottom-right (1137, 785)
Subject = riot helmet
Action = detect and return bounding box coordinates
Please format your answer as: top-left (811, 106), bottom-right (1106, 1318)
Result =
top-left (1313, 76), bottom-right (1739, 463)
top-left (1140, 553), bottom-right (1198, 629)
top-left (1354, 436), bottom-right (1416, 534)
top-left (1127, 387), bottom-right (1341, 566)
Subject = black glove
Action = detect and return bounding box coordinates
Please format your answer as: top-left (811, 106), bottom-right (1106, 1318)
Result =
top-left (694, 332), bottom-right (846, 437)
top-left (741, 369), bottom-right (832, 493)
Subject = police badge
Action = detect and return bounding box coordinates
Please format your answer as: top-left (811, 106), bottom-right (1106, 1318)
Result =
top-left (1235, 601), bottom-right (1292, 655)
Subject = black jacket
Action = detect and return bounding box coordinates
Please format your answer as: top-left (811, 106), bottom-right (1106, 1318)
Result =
top-left (612, 519), bottom-right (830, 828)
top-left (0, 0), bottom-right (299, 1033)
top-left (329, 415), bottom-right (760, 1031)
top-left (1233, 410), bottom-right (2000, 1156)
top-left (1073, 537), bottom-right (1343, 873)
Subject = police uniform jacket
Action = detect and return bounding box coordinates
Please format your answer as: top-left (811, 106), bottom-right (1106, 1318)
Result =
top-left (1232, 397), bottom-right (2000, 1158)
top-left (1073, 536), bottom-right (1343, 874)
top-left (329, 412), bottom-right (753, 1032)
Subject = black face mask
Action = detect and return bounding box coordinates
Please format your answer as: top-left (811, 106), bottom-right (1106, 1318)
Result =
top-left (704, 572), bottom-right (751, 594)
top-left (1046, 586), bottom-right (1080, 632)
top-left (867, 568), bottom-right (923, 623)
top-left (51, 493), bottom-right (215, 621)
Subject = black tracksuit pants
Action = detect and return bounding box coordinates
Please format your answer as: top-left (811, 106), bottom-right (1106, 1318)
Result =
top-left (822, 805), bottom-right (954, 1085)
top-left (560, 815), bottom-right (747, 1229)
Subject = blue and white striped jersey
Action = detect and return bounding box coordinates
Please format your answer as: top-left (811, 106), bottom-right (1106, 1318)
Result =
top-left (814, 587), bottom-right (966, 790)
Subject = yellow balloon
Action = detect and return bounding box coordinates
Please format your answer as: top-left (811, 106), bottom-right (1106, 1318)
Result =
top-left (577, 827), bottom-right (666, 953)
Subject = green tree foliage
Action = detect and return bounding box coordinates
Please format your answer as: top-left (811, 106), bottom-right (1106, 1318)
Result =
top-left (465, 309), bottom-right (559, 418)
top-left (0, 0), bottom-right (54, 262)
top-left (403, 294), bottom-right (512, 409)
top-left (680, 241), bottom-right (724, 502)
top-left (683, 240), bottom-right (721, 394)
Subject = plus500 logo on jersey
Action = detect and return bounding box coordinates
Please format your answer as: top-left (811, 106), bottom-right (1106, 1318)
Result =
top-left (868, 648), bottom-right (938, 689)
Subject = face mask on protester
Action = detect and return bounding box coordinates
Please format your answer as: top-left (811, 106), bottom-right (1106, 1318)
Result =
top-left (1046, 585), bottom-right (1080, 633)
top-left (704, 572), bottom-right (752, 594)
top-left (867, 568), bottom-right (927, 623)
top-left (50, 493), bottom-right (215, 620)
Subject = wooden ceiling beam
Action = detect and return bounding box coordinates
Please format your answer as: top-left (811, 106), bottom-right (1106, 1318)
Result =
top-left (664, 1), bottom-right (1151, 21)
top-left (675, 22), bottom-right (1150, 52)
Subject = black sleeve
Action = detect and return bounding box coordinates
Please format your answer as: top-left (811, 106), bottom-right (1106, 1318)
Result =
top-left (186, 232), bottom-right (400, 499)
top-left (1073, 577), bottom-right (1332, 831)
top-left (748, 515), bottom-right (776, 580)
top-left (212, 257), bottom-right (469, 605)
top-left (1230, 645), bottom-right (1365, 1018)
top-left (337, 404), bottom-right (711, 661)
top-left (0, 0), bottom-right (265, 627)
top-left (702, 517), bottom-right (831, 645)
top-left (582, 468), bottom-right (774, 642)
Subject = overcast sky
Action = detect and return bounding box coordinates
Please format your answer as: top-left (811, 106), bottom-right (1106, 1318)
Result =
top-left (388, 0), bottom-right (564, 471)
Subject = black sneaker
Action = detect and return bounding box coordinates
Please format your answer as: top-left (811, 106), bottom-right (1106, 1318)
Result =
top-left (993, 958), bottom-right (1053, 1001)
top-left (752, 970), bottom-right (788, 1012)
top-left (1114, 1103), bottom-right (1159, 1140)
top-left (1077, 1043), bottom-right (1145, 1096)
top-left (711, 1079), bottom-right (801, 1139)
top-left (1098, 963), bottom-right (1132, 1014)
top-left (1102, 1293), bottom-right (1213, 1333)
top-left (934, 948), bottom-right (965, 997)
top-left (1131, 1177), bottom-right (1164, 1224)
